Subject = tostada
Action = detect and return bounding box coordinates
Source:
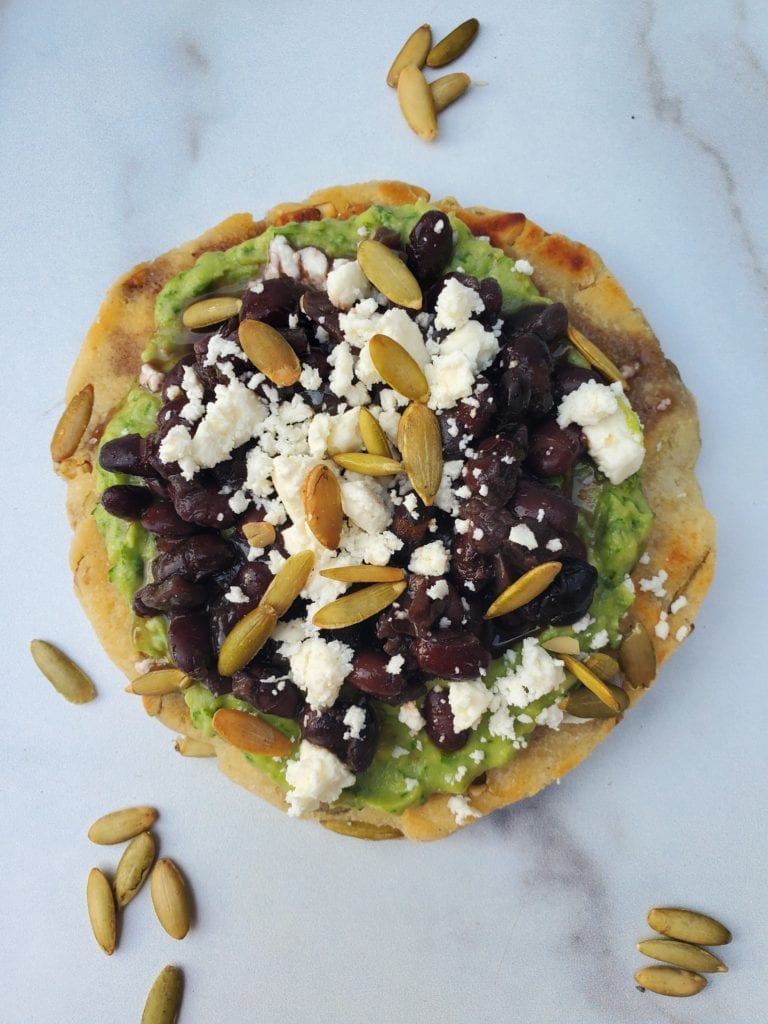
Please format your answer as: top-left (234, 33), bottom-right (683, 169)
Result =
top-left (55, 181), bottom-right (715, 840)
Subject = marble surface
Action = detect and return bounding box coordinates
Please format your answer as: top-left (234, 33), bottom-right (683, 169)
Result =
top-left (2, 1), bottom-right (767, 1021)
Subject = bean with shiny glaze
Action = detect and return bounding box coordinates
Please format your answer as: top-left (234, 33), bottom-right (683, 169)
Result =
top-left (300, 699), bottom-right (378, 772)
top-left (422, 687), bottom-right (470, 752)
top-left (348, 650), bottom-right (408, 699)
top-left (406, 210), bottom-right (453, 285)
top-left (140, 501), bottom-right (198, 537)
top-left (526, 420), bottom-right (585, 478)
top-left (512, 477), bottom-right (578, 534)
top-left (99, 434), bottom-right (154, 477)
top-left (101, 484), bottom-right (152, 521)
top-left (462, 434), bottom-right (524, 505)
top-left (168, 611), bottom-right (214, 674)
top-left (134, 575), bottom-right (207, 613)
top-left (232, 667), bottom-right (304, 719)
top-left (415, 630), bottom-right (490, 679)
top-left (167, 475), bottom-right (239, 529)
top-left (152, 534), bottom-right (237, 583)
top-left (240, 277), bottom-right (305, 328)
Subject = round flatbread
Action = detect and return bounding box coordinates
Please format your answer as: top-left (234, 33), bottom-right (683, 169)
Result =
top-left (56, 181), bottom-right (715, 840)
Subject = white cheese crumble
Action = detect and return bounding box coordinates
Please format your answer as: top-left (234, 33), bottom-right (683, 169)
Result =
top-left (447, 794), bottom-right (481, 826)
top-left (556, 380), bottom-right (644, 484)
top-left (342, 705), bottom-right (366, 741)
top-left (639, 569), bottom-right (668, 598)
top-left (285, 741), bottom-right (355, 817)
top-left (448, 680), bottom-right (494, 732)
top-left (488, 639), bottom-right (565, 741)
top-left (590, 629), bottom-right (609, 650)
top-left (288, 636), bottom-right (354, 710)
top-left (670, 595), bottom-right (688, 614)
top-left (513, 259), bottom-right (534, 275)
top-left (434, 277), bottom-right (485, 331)
top-left (398, 701), bottom-right (426, 736)
top-left (655, 611), bottom-right (670, 640)
top-left (426, 579), bottom-right (450, 601)
top-left (224, 586), bottom-right (249, 604)
top-left (385, 654), bottom-right (405, 675)
top-left (508, 523), bottom-right (538, 550)
top-left (409, 540), bottom-right (450, 577)
top-left (326, 260), bottom-right (372, 310)
top-left (546, 537), bottom-right (563, 552)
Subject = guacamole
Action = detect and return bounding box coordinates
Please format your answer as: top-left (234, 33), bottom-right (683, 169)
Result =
top-left (94, 205), bottom-right (653, 815)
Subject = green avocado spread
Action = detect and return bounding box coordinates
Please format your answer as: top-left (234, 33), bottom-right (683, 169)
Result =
top-left (96, 204), bottom-right (653, 816)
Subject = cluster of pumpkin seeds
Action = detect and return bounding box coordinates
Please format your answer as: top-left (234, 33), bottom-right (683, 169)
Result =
top-left (386, 18), bottom-right (480, 140)
top-left (635, 907), bottom-right (732, 998)
top-left (85, 805), bottom-right (190, 1021)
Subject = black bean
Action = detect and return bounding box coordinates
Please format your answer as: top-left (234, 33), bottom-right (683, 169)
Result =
top-left (232, 667), bottom-right (304, 719)
top-left (240, 277), bottom-right (305, 328)
top-left (406, 574), bottom-right (452, 635)
top-left (406, 210), bottom-right (453, 286)
top-left (502, 302), bottom-right (569, 345)
top-left (463, 498), bottom-right (515, 555)
top-left (495, 366), bottom-right (532, 427)
top-left (450, 533), bottom-right (494, 592)
top-left (140, 502), bottom-right (198, 537)
top-left (478, 277), bottom-right (503, 321)
top-left (415, 630), bottom-right (490, 679)
top-left (373, 226), bottom-right (403, 249)
top-left (134, 575), bottom-right (207, 612)
top-left (422, 687), bottom-right (470, 752)
top-left (162, 355), bottom-right (195, 400)
top-left (495, 333), bottom-right (553, 420)
top-left (439, 375), bottom-right (496, 457)
top-left (167, 475), bottom-right (239, 529)
top-left (168, 611), bottom-right (214, 674)
top-left (99, 434), bottom-right (153, 477)
top-left (233, 562), bottom-right (272, 602)
top-left (390, 503), bottom-right (431, 547)
top-left (462, 434), bottom-right (524, 505)
top-left (300, 699), bottom-right (378, 772)
top-left (348, 650), bottom-right (408, 699)
top-left (101, 484), bottom-right (152, 520)
top-left (299, 290), bottom-right (344, 343)
top-left (156, 396), bottom-right (188, 438)
top-left (552, 361), bottom-right (604, 402)
top-left (152, 534), bottom-right (237, 582)
top-left (526, 420), bottom-right (585, 478)
top-left (511, 477), bottom-right (578, 534)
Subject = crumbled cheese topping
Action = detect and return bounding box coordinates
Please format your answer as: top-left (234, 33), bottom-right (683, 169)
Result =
top-left (288, 636), bottom-right (354, 710)
top-left (557, 380), bottom-right (644, 484)
top-left (285, 741), bottom-right (355, 817)
top-left (409, 540), bottom-right (450, 576)
top-left (447, 794), bottom-right (481, 826)
top-left (342, 705), bottom-right (366, 741)
top-left (448, 680), bottom-right (494, 732)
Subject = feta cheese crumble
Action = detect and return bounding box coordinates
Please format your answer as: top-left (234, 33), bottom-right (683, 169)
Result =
top-left (557, 380), bottom-right (644, 484)
top-left (285, 741), bottom-right (355, 817)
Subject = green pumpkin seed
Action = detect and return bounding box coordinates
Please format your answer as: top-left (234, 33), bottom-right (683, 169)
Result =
top-left (637, 938), bottom-right (728, 973)
top-left (30, 639), bottom-right (96, 704)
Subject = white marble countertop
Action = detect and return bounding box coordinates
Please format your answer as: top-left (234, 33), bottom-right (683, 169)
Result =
top-left (2, 1), bottom-right (767, 1021)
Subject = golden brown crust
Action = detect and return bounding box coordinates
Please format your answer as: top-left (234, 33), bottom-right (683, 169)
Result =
top-left (57, 180), bottom-right (715, 841)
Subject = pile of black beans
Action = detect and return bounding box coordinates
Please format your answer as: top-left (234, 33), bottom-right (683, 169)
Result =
top-left (98, 211), bottom-right (607, 767)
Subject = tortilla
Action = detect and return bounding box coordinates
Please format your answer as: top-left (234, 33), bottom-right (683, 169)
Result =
top-left (56, 181), bottom-right (715, 840)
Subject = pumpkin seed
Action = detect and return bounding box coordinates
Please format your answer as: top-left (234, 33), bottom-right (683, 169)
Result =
top-left (430, 72), bottom-right (471, 113)
top-left (312, 581), bottom-right (407, 629)
top-left (303, 464), bottom-right (343, 550)
top-left (541, 636), bottom-right (580, 655)
top-left (150, 859), bottom-right (190, 940)
top-left (50, 384), bottom-right (94, 462)
top-left (141, 965), bottom-right (183, 1024)
top-left (86, 867), bottom-right (116, 955)
top-left (260, 550), bottom-right (316, 616)
top-left (637, 938), bottom-right (728, 973)
top-left (484, 562), bottom-right (562, 619)
top-left (30, 639), bottom-right (96, 704)
top-left (357, 238), bottom-right (423, 309)
top-left (369, 333), bottom-right (429, 401)
top-left (561, 654), bottom-right (622, 713)
top-left (426, 17), bottom-right (480, 67)
top-left (217, 603), bottom-right (278, 676)
top-left (181, 295), bottom-right (242, 330)
top-left (333, 452), bottom-right (403, 476)
top-left (567, 324), bottom-right (627, 389)
top-left (212, 707), bottom-right (293, 757)
top-left (127, 667), bottom-right (189, 696)
top-left (174, 736), bottom-right (215, 757)
top-left (358, 406), bottom-right (392, 457)
top-left (619, 620), bottom-right (657, 687)
top-left (634, 966), bottom-right (707, 997)
top-left (114, 831), bottom-right (156, 908)
top-left (88, 805), bottom-right (158, 845)
top-left (583, 652), bottom-right (620, 681)
top-left (560, 683), bottom-right (628, 719)
top-left (238, 318), bottom-right (301, 386)
top-left (242, 520), bottom-right (277, 549)
top-left (322, 819), bottom-right (404, 840)
top-left (647, 907), bottom-right (732, 946)
top-left (386, 23), bottom-right (432, 87)
top-left (320, 564), bottom-right (405, 583)
top-left (396, 63), bottom-right (438, 142)
top-left (398, 401), bottom-right (443, 506)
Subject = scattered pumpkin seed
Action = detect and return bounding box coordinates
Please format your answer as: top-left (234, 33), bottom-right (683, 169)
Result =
top-left (396, 63), bottom-right (438, 142)
top-left (181, 295), bottom-right (242, 330)
top-left (141, 965), bottom-right (183, 1024)
top-left (647, 907), bottom-right (732, 946)
top-left (260, 550), bottom-right (316, 616)
top-left (212, 707), bottom-right (293, 757)
top-left (242, 520), bottom-right (277, 549)
top-left (561, 654), bottom-right (622, 713)
top-left (484, 562), bottom-right (562, 619)
top-left (619, 620), bottom-right (657, 688)
top-left (312, 580), bottom-right (407, 629)
top-left (637, 938), bottom-right (728, 974)
top-left (174, 736), bottom-right (215, 757)
top-left (238, 319), bottom-right (301, 386)
top-left (30, 639), bottom-right (96, 704)
top-left (86, 867), bottom-right (116, 955)
top-left (88, 805), bottom-right (158, 845)
top-left (567, 324), bottom-right (627, 389)
top-left (150, 859), bottom-right (191, 940)
top-left (114, 831), bottom-right (156, 908)
top-left (322, 819), bottom-right (404, 840)
top-left (634, 966), bottom-right (707, 998)
top-left (541, 636), bottom-right (580, 655)
top-left (320, 564), bottom-right (406, 583)
top-left (333, 452), bottom-right (403, 476)
top-left (127, 667), bottom-right (189, 696)
top-left (583, 652), bottom-right (620, 681)
top-left (430, 72), bottom-right (471, 113)
top-left (358, 406), bottom-right (392, 457)
top-left (217, 603), bottom-right (278, 676)
top-left (398, 401), bottom-right (443, 506)
top-left (426, 17), bottom-right (480, 67)
top-left (358, 238), bottom-right (423, 308)
top-left (303, 464), bottom-right (343, 550)
top-left (386, 23), bottom-right (432, 87)
top-left (369, 333), bottom-right (429, 401)
top-left (50, 384), bottom-right (94, 462)
top-left (560, 683), bottom-right (629, 719)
